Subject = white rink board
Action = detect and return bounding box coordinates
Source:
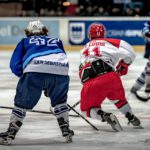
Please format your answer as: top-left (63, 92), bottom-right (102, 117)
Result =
top-left (0, 51), bottom-right (150, 150)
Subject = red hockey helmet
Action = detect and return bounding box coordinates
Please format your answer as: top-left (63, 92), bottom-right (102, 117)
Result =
top-left (88, 23), bottom-right (106, 40)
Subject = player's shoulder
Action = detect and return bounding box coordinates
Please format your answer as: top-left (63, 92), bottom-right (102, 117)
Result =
top-left (142, 22), bottom-right (150, 32)
top-left (101, 37), bottom-right (120, 42)
top-left (143, 22), bottom-right (150, 28)
top-left (17, 38), bottom-right (26, 44)
top-left (101, 38), bottom-right (121, 48)
top-left (47, 36), bottom-right (62, 41)
top-left (119, 39), bottom-right (131, 47)
top-left (100, 38), bottom-right (132, 49)
top-left (119, 39), bottom-right (134, 52)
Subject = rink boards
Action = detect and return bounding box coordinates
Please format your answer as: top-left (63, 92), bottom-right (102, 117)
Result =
top-left (0, 45), bottom-right (145, 52)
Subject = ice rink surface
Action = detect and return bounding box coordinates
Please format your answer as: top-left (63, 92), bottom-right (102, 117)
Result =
top-left (0, 51), bottom-right (150, 150)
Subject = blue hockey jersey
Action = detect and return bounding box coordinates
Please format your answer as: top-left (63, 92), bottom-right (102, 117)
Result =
top-left (10, 35), bottom-right (68, 77)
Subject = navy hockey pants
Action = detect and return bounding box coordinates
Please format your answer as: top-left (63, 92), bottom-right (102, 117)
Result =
top-left (14, 72), bottom-right (69, 109)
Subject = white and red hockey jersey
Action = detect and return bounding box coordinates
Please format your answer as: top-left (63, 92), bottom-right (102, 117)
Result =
top-left (79, 38), bottom-right (136, 115)
top-left (80, 38), bottom-right (136, 70)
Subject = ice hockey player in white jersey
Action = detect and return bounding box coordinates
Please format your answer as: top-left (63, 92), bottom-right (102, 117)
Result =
top-left (79, 23), bottom-right (141, 131)
top-left (0, 20), bottom-right (74, 145)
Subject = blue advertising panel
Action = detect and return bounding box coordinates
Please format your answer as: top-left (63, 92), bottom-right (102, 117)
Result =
top-left (0, 20), bottom-right (59, 45)
top-left (69, 20), bottom-right (145, 45)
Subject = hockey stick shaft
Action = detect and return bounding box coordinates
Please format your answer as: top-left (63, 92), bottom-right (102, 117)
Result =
top-left (0, 106), bottom-right (79, 117)
top-left (67, 104), bottom-right (99, 131)
top-left (68, 101), bottom-right (80, 111)
top-left (0, 106), bottom-right (52, 114)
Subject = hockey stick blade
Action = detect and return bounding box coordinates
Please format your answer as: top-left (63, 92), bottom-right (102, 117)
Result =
top-left (135, 92), bottom-right (150, 102)
top-left (67, 104), bottom-right (99, 131)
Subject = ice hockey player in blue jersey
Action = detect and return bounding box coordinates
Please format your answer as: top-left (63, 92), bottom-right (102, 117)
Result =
top-left (0, 20), bottom-right (74, 145)
top-left (131, 21), bottom-right (150, 100)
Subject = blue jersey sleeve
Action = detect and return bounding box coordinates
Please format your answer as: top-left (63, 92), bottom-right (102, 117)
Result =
top-left (10, 39), bottom-right (25, 77)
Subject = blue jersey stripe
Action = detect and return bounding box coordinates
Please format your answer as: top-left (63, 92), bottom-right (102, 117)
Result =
top-left (23, 49), bottom-right (63, 69)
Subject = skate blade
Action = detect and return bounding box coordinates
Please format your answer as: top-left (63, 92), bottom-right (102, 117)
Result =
top-left (65, 135), bottom-right (73, 143)
top-left (110, 114), bottom-right (123, 132)
top-left (0, 137), bottom-right (12, 145)
top-left (133, 125), bottom-right (144, 129)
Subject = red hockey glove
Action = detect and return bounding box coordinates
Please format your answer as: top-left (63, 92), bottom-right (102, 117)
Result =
top-left (116, 60), bottom-right (129, 76)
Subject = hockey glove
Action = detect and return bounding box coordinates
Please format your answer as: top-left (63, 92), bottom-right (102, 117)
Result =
top-left (79, 63), bottom-right (92, 83)
top-left (116, 59), bottom-right (129, 76)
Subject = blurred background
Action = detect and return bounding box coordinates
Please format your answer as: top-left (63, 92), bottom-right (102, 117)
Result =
top-left (0, 0), bottom-right (149, 17)
top-left (0, 0), bottom-right (149, 51)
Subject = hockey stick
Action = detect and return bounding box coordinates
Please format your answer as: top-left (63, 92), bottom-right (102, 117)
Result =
top-left (135, 92), bottom-right (150, 102)
top-left (0, 106), bottom-right (53, 114)
top-left (67, 104), bottom-right (99, 131)
top-left (50, 101), bottom-right (80, 116)
top-left (0, 106), bottom-right (79, 117)
top-left (0, 105), bottom-right (98, 130)
top-left (68, 101), bottom-right (80, 111)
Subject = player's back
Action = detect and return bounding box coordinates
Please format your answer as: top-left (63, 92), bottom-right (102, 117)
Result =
top-left (81, 38), bottom-right (135, 68)
top-left (23, 35), bottom-right (64, 53)
top-left (23, 35), bottom-right (69, 76)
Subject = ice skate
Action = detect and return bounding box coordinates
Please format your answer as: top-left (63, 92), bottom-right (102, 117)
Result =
top-left (130, 87), bottom-right (150, 102)
top-left (0, 121), bottom-right (22, 145)
top-left (0, 131), bottom-right (14, 145)
top-left (57, 117), bottom-right (74, 143)
top-left (126, 112), bottom-right (141, 127)
top-left (61, 126), bottom-right (74, 143)
top-left (103, 113), bottom-right (123, 132)
top-left (130, 87), bottom-right (137, 94)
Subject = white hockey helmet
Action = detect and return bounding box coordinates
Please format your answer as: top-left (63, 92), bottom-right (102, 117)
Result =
top-left (26, 20), bottom-right (45, 34)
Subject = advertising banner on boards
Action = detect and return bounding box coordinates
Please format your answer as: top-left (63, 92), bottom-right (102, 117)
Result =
top-left (0, 20), bottom-right (59, 45)
top-left (69, 20), bottom-right (145, 45)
